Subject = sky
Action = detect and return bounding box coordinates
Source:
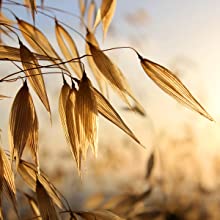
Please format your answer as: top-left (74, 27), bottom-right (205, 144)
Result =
top-left (1, 0), bottom-right (220, 194)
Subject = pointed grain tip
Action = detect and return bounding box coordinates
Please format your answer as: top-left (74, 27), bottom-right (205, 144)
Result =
top-left (54, 18), bottom-right (58, 25)
top-left (137, 52), bottom-right (143, 60)
top-left (14, 15), bottom-right (19, 21)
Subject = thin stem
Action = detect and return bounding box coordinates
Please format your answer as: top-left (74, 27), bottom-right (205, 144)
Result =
top-left (1, 23), bottom-right (20, 40)
top-left (1, 6), bottom-right (19, 20)
top-left (0, 45), bottom-right (141, 83)
top-left (102, 46), bottom-right (140, 56)
top-left (2, 23), bottom-right (53, 59)
top-left (4, 0), bottom-right (88, 41)
top-left (0, 54), bottom-right (90, 82)
top-left (1, 71), bottom-right (72, 82)
top-left (11, 60), bottom-right (24, 72)
top-left (4, 0), bottom-right (28, 8)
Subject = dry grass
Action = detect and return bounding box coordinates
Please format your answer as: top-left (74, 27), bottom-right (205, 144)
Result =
top-left (0, 0), bottom-right (216, 219)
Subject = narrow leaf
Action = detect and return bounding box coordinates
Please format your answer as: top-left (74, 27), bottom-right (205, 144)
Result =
top-left (93, 88), bottom-right (143, 147)
top-left (55, 20), bottom-right (83, 77)
top-left (19, 41), bottom-right (51, 115)
top-left (75, 73), bottom-right (98, 157)
top-left (9, 81), bottom-right (39, 169)
top-left (36, 178), bottom-right (59, 220)
top-left (138, 55), bottom-right (214, 121)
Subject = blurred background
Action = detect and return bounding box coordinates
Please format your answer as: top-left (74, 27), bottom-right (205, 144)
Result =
top-left (2, 0), bottom-right (220, 219)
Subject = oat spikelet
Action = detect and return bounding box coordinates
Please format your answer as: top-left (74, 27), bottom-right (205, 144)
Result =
top-left (18, 159), bottom-right (66, 209)
top-left (0, 147), bottom-right (18, 216)
top-left (20, 41), bottom-right (51, 115)
top-left (24, 0), bottom-right (37, 23)
top-left (59, 80), bottom-right (71, 144)
top-left (94, 0), bottom-right (117, 39)
top-left (94, 88), bottom-right (143, 147)
top-left (88, 42), bottom-right (145, 115)
top-left (59, 81), bottom-right (81, 170)
top-left (65, 86), bottom-right (82, 170)
top-left (17, 18), bottom-right (55, 57)
top-left (9, 81), bottom-right (39, 169)
top-left (75, 73), bottom-right (98, 158)
top-left (101, 0), bottom-right (117, 40)
top-left (17, 18), bottom-right (67, 70)
top-left (88, 42), bottom-right (130, 106)
top-left (139, 55), bottom-right (214, 121)
top-left (0, 45), bottom-right (57, 62)
top-left (86, 29), bottom-right (106, 93)
top-left (55, 20), bottom-right (83, 77)
top-left (36, 177), bottom-right (59, 220)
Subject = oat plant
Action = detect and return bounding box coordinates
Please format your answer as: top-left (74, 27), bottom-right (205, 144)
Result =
top-left (0, 0), bottom-right (214, 219)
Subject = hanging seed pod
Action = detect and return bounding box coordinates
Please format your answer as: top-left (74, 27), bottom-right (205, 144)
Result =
top-left (19, 41), bottom-right (51, 115)
top-left (94, 0), bottom-right (117, 39)
top-left (88, 42), bottom-right (145, 115)
top-left (138, 54), bottom-right (214, 121)
top-left (55, 20), bottom-right (83, 77)
top-left (9, 81), bottom-right (39, 169)
top-left (75, 73), bottom-right (98, 157)
top-left (94, 88), bottom-right (144, 147)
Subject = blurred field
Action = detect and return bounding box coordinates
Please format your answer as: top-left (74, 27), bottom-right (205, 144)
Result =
top-left (20, 118), bottom-right (220, 220)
